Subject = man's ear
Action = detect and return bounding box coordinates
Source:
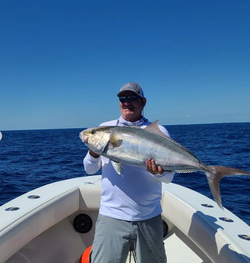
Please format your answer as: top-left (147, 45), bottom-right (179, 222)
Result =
top-left (142, 98), bottom-right (147, 107)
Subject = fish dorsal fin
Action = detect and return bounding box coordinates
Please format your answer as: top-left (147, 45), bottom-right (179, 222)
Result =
top-left (144, 120), bottom-right (169, 139)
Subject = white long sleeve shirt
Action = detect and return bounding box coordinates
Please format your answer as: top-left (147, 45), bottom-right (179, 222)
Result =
top-left (83, 117), bottom-right (174, 221)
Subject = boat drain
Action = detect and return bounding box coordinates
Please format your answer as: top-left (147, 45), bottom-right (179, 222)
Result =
top-left (28, 195), bottom-right (41, 199)
top-left (219, 217), bottom-right (234, 223)
top-left (201, 203), bottom-right (214, 208)
top-left (238, 235), bottom-right (250, 241)
top-left (73, 214), bottom-right (93, 233)
top-left (5, 207), bottom-right (20, 211)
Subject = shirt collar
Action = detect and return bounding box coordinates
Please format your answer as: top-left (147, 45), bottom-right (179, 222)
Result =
top-left (118, 116), bottom-right (148, 127)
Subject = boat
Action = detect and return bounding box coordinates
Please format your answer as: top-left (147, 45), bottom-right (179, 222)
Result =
top-left (0, 174), bottom-right (250, 263)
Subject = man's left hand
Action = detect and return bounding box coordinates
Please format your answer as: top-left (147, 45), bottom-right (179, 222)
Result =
top-left (146, 158), bottom-right (164, 175)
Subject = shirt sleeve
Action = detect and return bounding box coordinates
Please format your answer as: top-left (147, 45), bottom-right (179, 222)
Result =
top-left (153, 172), bottom-right (175, 184)
top-left (83, 151), bottom-right (102, 175)
top-left (158, 125), bottom-right (170, 137)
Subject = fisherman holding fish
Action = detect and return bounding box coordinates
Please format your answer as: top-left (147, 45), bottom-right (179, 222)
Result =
top-left (83, 82), bottom-right (174, 263)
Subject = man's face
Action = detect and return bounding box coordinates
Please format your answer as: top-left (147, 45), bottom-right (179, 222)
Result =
top-left (119, 91), bottom-right (146, 122)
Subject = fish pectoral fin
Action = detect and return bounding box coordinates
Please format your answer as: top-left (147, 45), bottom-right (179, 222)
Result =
top-left (111, 161), bottom-right (123, 176)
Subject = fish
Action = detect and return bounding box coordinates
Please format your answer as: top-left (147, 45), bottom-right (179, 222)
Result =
top-left (79, 121), bottom-right (250, 209)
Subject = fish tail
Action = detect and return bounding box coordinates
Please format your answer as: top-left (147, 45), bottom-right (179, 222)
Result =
top-left (204, 165), bottom-right (250, 209)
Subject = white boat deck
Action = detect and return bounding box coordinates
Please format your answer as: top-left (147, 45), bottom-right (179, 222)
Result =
top-left (0, 175), bottom-right (250, 263)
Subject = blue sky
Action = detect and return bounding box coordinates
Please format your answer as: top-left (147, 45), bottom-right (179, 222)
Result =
top-left (0, 0), bottom-right (249, 131)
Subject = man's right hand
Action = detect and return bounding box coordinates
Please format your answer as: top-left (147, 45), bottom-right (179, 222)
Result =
top-left (89, 150), bottom-right (100, 158)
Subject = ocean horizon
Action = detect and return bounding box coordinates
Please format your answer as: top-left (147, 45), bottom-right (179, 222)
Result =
top-left (0, 122), bottom-right (250, 225)
top-left (1, 121), bottom-right (250, 132)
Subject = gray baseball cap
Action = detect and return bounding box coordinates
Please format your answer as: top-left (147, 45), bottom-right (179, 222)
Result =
top-left (117, 82), bottom-right (145, 98)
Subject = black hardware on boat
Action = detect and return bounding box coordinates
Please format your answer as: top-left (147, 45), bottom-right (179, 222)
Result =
top-left (162, 220), bottom-right (169, 238)
top-left (5, 207), bottom-right (20, 211)
top-left (219, 217), bottom-right (234, 222)
top-left (238, 235), bottom-right (250, 241)
top-left (73, 214), bottom-right (93, 233)
top-left (128, 240), bottom-right (137, 263)
top-left (201, 203), bottom-right (214, 208)
top-left (28, 195), bottom-right (41, 199)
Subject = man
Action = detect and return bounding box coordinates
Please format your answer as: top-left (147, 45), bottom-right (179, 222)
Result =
top-left (83, 82), bottom-right (174, 263)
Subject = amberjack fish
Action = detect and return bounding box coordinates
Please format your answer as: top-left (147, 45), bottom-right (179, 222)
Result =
top-left (79, 121), bottom-right (250, 208)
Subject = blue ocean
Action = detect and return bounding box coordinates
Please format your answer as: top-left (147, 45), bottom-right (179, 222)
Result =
top-left (0, 123), bottom-right (250, 225)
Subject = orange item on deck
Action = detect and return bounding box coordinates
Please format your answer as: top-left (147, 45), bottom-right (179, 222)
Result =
top-left (79, 245), bottom-right (92, 263)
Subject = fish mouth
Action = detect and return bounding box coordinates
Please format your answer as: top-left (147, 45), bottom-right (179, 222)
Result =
top-left (79, 132), bottom-right (89, 144)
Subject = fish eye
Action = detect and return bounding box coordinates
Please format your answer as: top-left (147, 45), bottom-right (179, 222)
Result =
top-left (91, 129), bottom-right (96, 135)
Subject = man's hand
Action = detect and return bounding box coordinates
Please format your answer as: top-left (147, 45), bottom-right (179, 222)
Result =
top-left (89, 150), bottom-right (100, 158)
top-left (146, 158), bottom-right (164, 175)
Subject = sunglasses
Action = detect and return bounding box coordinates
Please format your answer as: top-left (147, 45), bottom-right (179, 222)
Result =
top-left (119, 95), bottom-right (139, 103)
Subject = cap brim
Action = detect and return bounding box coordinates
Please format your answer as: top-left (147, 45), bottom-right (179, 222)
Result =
top-left (117, 91), bottom-right (141, 97)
